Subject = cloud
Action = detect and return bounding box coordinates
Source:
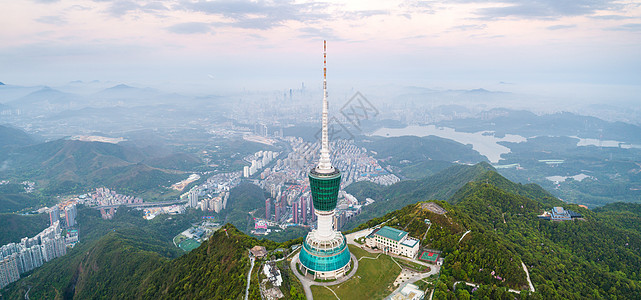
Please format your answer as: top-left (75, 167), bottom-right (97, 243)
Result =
top-left (32, 0), bottom-right (60, 3)
top-left (35, 15), bottom-right (67, 25)
top-left (450, 24), bottom-right (487, 31)
top-left (471, 0), bottom-right (622, 20)
top-left (400, 0), bottom-right (435, 14)
top-left (606, 23), bottom-right (641, 31)
top-left (166, 22), bottom-right (212, 34)
top-left (547, 24), bottom-right (576, 30)
top-left (99, 0), bottom-right (168, 17)
top-left (342, 10), bottom-right (389, 19)
top-left (181, 0), bottom-right (331, 30)
top-left (297, 27), bottom-right (342, 41)
top-left (589, 14), bottom-right (634, 20)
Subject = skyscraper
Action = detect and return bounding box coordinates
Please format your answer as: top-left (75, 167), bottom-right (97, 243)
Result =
top-left (293, 201), bottom-right (299, 224)
top-left (188, 188), bottom-right (199, 208)
top-left (265, 198), bottom-right (271, 220)
top-left (64, 204), bottom-right (76, 227)
top-left (301, 196), bottom-right (307, 224)
top-left (298, 41), bottom-right (352, 280)
top-left (49, 206), bottom-right (59, 226)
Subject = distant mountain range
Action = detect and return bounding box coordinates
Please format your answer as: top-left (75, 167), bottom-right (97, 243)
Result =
top-left (437, 108), bottom-right (641, 143)
top-left (0, 125), bottom-right (203, 197)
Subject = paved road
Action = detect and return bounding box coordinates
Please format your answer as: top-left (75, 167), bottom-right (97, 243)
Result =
top-left (245, 255), bottom-right (255, 300)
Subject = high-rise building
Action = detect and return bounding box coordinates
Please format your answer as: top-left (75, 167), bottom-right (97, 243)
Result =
top-left (298, 41), bottom-right (352, 280)
top-left (49, 206), bottom-right (59, 226)
top-left (293, 201), bottom-right (299, 224)
top-left (301, 196), bottom-right (307, 224)
top-left (0, 255), bottom-right (20, 289)
top-left (265, 198), bottom-right (271, 220)
top-left (64, 204), bottom-right (77, 227)
top-left (188, 188), bottom-right (199, 208)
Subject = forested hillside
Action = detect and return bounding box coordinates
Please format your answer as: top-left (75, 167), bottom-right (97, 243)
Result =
top-left (352, 173), bottom-right (641, 299)
top-left (3, 206), bottom-right (283, 300)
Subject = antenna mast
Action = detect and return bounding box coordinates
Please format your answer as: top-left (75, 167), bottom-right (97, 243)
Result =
top-left (317, 40), bottom-right (333, 172)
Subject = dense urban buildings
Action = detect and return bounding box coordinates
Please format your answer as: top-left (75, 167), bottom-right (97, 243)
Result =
top-left (0, 221), bottom-right (69, 289)
top-left (298, 41), bottom-right (353, 280)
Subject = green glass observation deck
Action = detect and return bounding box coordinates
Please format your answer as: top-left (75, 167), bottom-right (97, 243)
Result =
top-left (308, 168), bottom-right (341, 212)
top-left (299, 237), bottom-right (351, 272)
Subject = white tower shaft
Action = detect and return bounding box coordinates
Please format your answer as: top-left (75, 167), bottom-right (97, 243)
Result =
top-left (317, 40), bottom-right (333, 172)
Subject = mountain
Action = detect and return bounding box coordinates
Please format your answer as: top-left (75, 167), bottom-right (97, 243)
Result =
top-left (92, 84), bottom-right (170, 106)
top-left (438, 108), bottom-right (641, 143)
top-left (0, 84), bottom-right (43, 103)
top-left (352, 175), bottom-right (641, 298)
top-left (0, 213), bottom-right (49, 245)
top-left (0, 125), bottom-right (35, 149)
top-left (7, 87), bottom-right (84, 114)
top-left (358, 135), bottom-right (487, 166)
top-left (344, 162), bottom-right (540, 229)
top-left (3, 206), bottom-right (285, 300)
top-left (0, 139), bottom-right (203, 196)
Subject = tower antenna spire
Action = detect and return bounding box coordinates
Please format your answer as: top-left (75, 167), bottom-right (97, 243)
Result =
top-left (317, 40), bottom-right (333, 172)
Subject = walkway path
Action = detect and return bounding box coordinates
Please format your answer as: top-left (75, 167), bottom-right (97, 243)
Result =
top-left (385, 264), bottom-right (440, 300)
top-left (24, 286), bottom-right (31, 300)
top-left (422, 223), bottom-right (432, 241)
top-left (453, 281), bottom-right (524, 294)
top-left (324, 286), bottom-right (340, 300)
top-left (245, 255), bottom-right (255, 300)
top-left (358, 253), bottom-right (382, 261)
top-left (522, 261), bottom-right (535, 292)
top-left (458, 230), bottom-right (471, 243)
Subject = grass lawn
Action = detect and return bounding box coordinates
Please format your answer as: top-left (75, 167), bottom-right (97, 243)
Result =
top-left (173, 234), bottom-right (187, 245)
top-left (311, 245), bottom-right (401, 300)
top-left (179, 238), bottom-right (201, 252)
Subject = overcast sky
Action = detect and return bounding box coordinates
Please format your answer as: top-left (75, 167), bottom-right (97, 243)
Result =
top-left (1, 0), bottom-right (640, 97)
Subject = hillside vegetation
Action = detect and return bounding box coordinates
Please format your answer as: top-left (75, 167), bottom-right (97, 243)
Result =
top-left (352, 168), bottom-right (641, 299)
top-left (4, 163), bottom-right (641, 299)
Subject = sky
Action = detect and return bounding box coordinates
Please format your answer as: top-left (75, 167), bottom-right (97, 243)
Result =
top-left (1, 0), bottom-right (640, 97)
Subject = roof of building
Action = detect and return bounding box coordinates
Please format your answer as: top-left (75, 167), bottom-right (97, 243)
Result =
top-left (400, 238), bottom-right (418, 247)
top-left (374, 226), bottom-right (408, 242)
top-left (567, 210), bottom-right (583, 218)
